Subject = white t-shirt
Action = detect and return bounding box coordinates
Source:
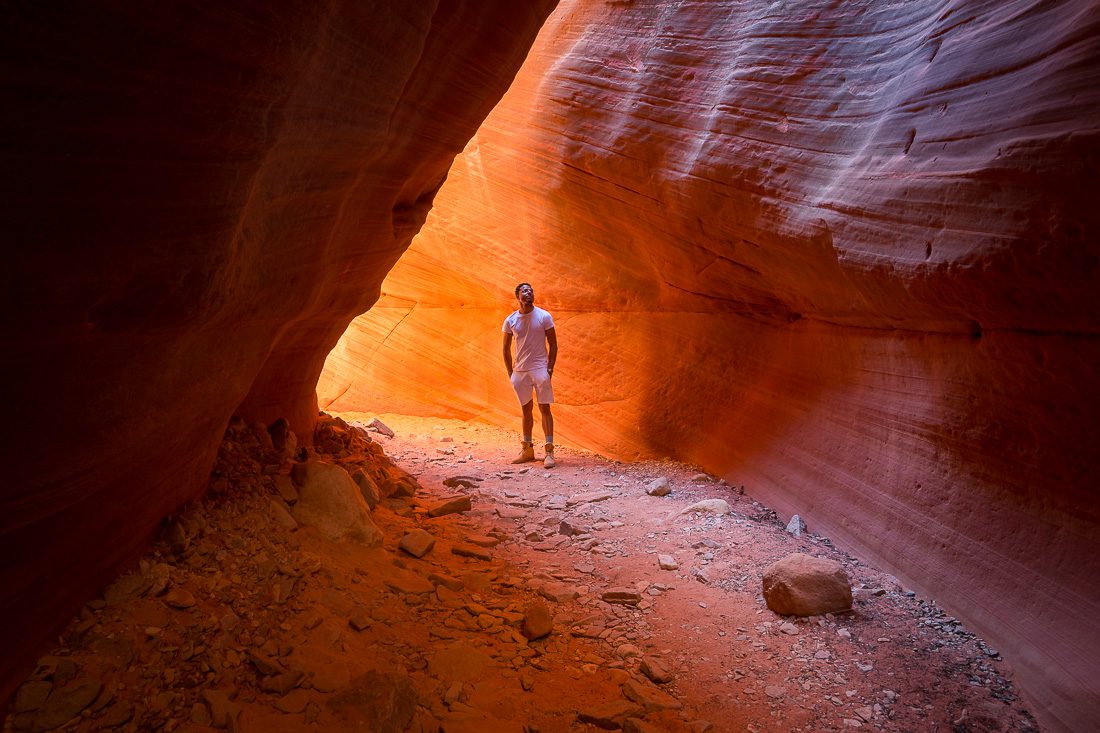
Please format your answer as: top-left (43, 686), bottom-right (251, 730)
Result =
top-left (503, 306), bottom-right (555, 371)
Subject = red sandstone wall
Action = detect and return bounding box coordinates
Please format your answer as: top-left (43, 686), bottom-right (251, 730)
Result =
top-left (1, 0), bottom-right (556, 706)
top-left (319, 1), bottom-right (1100, 730)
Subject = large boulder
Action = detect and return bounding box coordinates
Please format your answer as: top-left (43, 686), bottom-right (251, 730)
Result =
top-left (762, 553), bottom-right (851, 616)
top-left (290, 462), bottom-right (383, 546)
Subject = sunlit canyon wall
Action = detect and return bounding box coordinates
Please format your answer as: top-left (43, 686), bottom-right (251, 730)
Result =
top-left (1, 0), bottom-right (557, 706)
top-left (318, 1), bottom-right (1100, 730)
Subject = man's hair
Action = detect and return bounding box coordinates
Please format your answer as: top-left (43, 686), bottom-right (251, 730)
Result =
top-left (515, 282), bottom-right (532, 296)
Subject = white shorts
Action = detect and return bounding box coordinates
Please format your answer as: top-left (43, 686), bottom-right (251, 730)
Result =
top-left (510, 367), bottom-right (554, 405)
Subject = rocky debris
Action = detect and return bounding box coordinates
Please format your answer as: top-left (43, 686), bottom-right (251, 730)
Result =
top-left (577, 699), bottom-right (646, 729)
top-left (5, 413), bottom-right (1036, 733)
top-left (657, 554), bottom-right (678, 570)
top-left (398, 529), bottom-right (437, 558)
top-left (680, 499), bottom-right (730, 515)
top-left (367, 417), bottom-right (396, 438)
top-left (689, 473), bottom-right (710, 483)
top-left (428, 495), bottom-right (472, 517)
top-left (786, 514), bottom-right (806, 536)
top-left (762, 553), bottom-right (853, 616)
top-left (522, 600), bottom-right (553, 640)
top-left (290, 461), bottom-right (384, 545)
top-left (645, 477), bottom-right (671, 496)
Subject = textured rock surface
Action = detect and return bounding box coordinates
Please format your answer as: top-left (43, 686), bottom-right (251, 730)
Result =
top-left (319, 1), bottom-right (1100, 730)
top-left (762, 553), bottom-right (853, 617)
top-left (1, 0), bottom-right (556, 708)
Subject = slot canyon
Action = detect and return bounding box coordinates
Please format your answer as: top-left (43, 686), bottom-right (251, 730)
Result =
top-left (3, 1), bottom-right (1098, 732)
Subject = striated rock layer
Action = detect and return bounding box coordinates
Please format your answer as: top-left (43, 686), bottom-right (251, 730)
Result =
top-left (319, 1), bottom-right (1100, 729)
top-left (1, 0), bottom-right (557, 707)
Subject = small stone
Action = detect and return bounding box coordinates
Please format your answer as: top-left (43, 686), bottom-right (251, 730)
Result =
top-left (657, 554), bottom-right (678, 570)
top-left (624, 718), bottom-right (665, 733)
top-left (577, 700), bottom-right (645, 729)
top-left (261, 669), bottom-right (303, 696)
top-left (559, 519), bottom-right (587, 536)
top-left (689, 473), bottom-right (710, 483)
top-left (274, 475), bottom-right (298, 504)
top-left (785, 514), bottom-right (806, 536)
top-left (814, 650), bottom-right (832, 660)
top-left (639, 656), bottom-right (674, 684)
top-left (443, 475), bottom-right (482, 489)
top-left (464, 534), bottom-right (500, 548)
top-left (201, 689), bottom-right (236, 728)
top-left (368, 418), bottom-right (395, 437)
top-left (779, 622), bottom-right (799, 635)
top-left (247, 651), bottom-right (283, 676)
top-left (164, 588), bottom-right (196, 609)
top-left (451, 544), bottom-right (492, 561)
top-left (267, 499), bottom-right (298, 530)
top-left (645, 477), bottom-right (671, 496)
top-left (680, 499), bottom-right (730, 515)
top-left (428, 495), bottom-right (472, 517)
top-left (837, 628), bottom-right (852, 640)
top-left (765, 685), bottom-right (786, 700)
top-left (522, 601), bottom-right (553, 640)
top-left (621, 679), bottom-right (682, 711)
top-left (29, 677), bottom-right (102, 729)
top-left (385, 571), bottom-right (437, 595)
top-left (349, 607), bottom-right (372, 631)
top-left (399, 529), bottom-right (436, 558)
top-left (12, 680), bottom-right (51, 713)
top-left (601, 588), bottom-right (643, 606)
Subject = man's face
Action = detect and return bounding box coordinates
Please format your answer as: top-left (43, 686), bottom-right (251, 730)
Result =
top-left (517, 284), bottom-right (534, 306)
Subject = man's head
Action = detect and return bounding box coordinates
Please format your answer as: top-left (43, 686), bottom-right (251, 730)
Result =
top-left (515, 282), bottom-right (534, 307)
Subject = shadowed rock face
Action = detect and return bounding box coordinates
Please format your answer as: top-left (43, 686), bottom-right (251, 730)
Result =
top-left (319, 1), bottom-right (1100, 730)
top-left (1, 0), bottom-right (557, 706)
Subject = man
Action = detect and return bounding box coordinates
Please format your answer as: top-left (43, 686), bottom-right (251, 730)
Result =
top-left (502, 282), bottom-right (558, 467)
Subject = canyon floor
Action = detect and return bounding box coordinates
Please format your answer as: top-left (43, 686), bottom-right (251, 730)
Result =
top-left (4, 413), bottom-right (1038, 733)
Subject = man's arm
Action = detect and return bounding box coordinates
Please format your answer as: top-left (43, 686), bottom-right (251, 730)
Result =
top-left (546, 327), bottom-right (557, 377)
top-left (503, 332), bottom-right (514, 376)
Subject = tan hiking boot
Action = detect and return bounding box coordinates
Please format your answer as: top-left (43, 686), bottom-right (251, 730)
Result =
top-left (511, 441), bottom-right (535, 464)
top-left (543, 443), bottom-right (556, 469)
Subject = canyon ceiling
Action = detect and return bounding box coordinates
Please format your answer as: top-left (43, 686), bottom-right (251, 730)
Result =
top-left (4, 1), bottom-right (1098, 732)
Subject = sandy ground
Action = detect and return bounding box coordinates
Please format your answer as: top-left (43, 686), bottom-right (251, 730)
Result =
top-left (3, 413), bottom-right (1037, 733)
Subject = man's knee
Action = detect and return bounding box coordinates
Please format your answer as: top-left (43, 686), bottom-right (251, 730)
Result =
top-left (538, 403), bottom-right (553, 414)
top-left (521, 400), bottom-right (535, 413)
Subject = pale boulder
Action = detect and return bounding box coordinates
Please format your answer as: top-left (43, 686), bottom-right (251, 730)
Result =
top-left (762, 553), bottom-right (851, 616)
top-left (290, 462), bottom-right (383, 546)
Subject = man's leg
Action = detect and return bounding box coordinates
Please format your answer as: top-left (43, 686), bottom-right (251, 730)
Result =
top-left (511, 400), bottom-right (536, 463)
top-left (539, 403), bottom-right (556, 468)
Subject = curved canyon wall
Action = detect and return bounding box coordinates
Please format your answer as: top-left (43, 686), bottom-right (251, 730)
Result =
top-left (319, 1), bottom-right (1100, 730)
top-left (1, 0), bottom-right (556, 706)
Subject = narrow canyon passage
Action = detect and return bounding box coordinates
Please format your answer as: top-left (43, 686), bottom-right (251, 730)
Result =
top-left (4, 2), bottom-right (1098, 733)
top-left (4, 414), bottom-right (1035, 733)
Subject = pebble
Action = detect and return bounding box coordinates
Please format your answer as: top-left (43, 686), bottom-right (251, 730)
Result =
top-left (646, 477), bottom-right (671, 496)
top-left (398, 529), bottom-right (436, 558)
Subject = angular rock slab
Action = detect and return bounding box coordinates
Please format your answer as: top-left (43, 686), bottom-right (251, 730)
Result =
top-left (290, 461), bottom-right (383, 545)
top-left (762, 553), bottom-right (852, 616)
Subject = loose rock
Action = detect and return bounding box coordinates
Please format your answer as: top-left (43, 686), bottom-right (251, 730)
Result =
top-left (762, 553), bottom-right (852, 616)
